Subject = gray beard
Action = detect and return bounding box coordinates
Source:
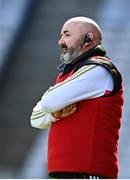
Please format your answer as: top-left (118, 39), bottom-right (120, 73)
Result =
top-left (60, 45), bottom-right (82, 64)
top-left (60, 52), bottom-right (71, 64)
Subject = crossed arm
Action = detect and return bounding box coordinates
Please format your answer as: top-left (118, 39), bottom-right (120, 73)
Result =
top-left (30, 65), bottom-right (113, 129)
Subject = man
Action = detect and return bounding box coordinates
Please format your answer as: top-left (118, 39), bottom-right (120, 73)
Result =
top-left (30, 17), bottom-right (124, 179)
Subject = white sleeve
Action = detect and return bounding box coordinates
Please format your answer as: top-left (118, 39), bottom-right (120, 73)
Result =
top-left (40, 65), bottom-right (114, 113)
top-left (30, 101), bottom-right (59, 129)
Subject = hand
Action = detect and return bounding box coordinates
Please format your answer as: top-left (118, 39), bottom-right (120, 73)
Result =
top-left (52, 103), bottom-right (77, 118)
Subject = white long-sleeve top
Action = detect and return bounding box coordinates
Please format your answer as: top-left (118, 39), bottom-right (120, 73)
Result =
top-left (31, 65), bottom-right (113, 129)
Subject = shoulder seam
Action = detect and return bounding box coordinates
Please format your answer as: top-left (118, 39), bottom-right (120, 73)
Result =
top-left (45, 64), bottom-right (96, 93)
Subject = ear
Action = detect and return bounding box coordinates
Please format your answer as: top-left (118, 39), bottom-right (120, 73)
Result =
top-left (87, 32), bottom-right (94, 40)
top-left (83, 32), bottom-right (94, 47)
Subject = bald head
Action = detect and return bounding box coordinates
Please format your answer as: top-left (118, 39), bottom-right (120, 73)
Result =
top-left (63, 16), bottom-right (102, 44)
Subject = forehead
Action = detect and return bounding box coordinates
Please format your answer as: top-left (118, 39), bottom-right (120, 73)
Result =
top-left (61, 21), bottom-right (83, 34)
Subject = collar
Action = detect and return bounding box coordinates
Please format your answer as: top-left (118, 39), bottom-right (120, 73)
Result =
top-left (57, 45), bottom-right (106, 73)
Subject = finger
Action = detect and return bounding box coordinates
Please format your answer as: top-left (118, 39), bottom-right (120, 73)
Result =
top-left (71, 103), bottom-right (76, 108)
top-left (62, 106), bottom-right (70, 113)
top-left (70, 106), bottom-right (77, 113)
top-left (62, 104), bottom-right (76, 113)
top-left (52, 110), bottom-right (62, 118)
top-left (62, 107), bottom-right (67, 113)
top-left (69, 103), bottom-right (77, 110)
top-left (61, 107), bottom-right (77, 117)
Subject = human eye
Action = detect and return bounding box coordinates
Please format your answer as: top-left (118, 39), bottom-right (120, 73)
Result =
top-left (65, 33), bottom-right (71, 37)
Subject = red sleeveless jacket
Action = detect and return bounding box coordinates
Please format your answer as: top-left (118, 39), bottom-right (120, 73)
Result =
top-left (48, 57), bottom-right (124, 178)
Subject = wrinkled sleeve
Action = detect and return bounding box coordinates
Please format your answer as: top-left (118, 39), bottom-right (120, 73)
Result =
top-left (30, 101), bottom-right (59, 129)
top-left (40, 65), bottom-right (114, 113)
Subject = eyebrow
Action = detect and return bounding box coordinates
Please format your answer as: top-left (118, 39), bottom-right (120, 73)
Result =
top-left (60, 30), bottom-right (70, 36)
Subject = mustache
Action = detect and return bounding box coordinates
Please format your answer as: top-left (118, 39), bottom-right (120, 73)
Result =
top-left (61, 44), bottom-right (68, 50)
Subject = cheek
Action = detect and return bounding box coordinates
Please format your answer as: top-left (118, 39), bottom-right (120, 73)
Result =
top-left (66, 37), bottom-right (82, 48)
top-left (64, 38), bottom-right (73, 48)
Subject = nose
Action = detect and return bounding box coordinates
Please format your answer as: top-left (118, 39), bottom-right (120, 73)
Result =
top-left (58, 37), bottom-right (65, 45)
